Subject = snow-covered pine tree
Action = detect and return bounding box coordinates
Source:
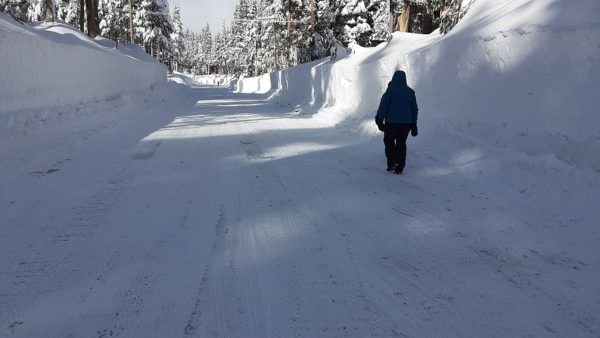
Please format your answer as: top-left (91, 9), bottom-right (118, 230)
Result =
top-left (337, 0), bottom-right (374, 46)
top-left (253, 0), bottom-right (271, 74)
top-left (244, 0), bottom-right (261, 76)
top-left (122, 0), bottom-right (140, 42)
top-left (1, 0), bottom-right (30, 21)
top-left (288, 0), bottom-right (312, 65)
top-left (180, 29), bottom-right (196, 73)
top-left (223, 21), bottom-right (238, 74)
top-left (312, 0), bottom-right (338, 59)
top-left (98, 0), bottom-right (127, 41)
top-left (369, 0), bottom-right (390, 43)
top-left (197, 23), bottom-right (212, 74)
top-left (212, 25), bottom-right (228, 74)
top-left (259, 0), bottom-right (288, 72)
top-left (170, 5), bottom-right (183, 71)
top-left (137, 0), bottom-right (172, 62)
top-left (230, 0), bottom-right (251, 75)
top-left (187, 30), bottom-right (198, 73)
top-left (132, 0), bottom-right (145, 43)
top-left (203, 25), bottom-right (213, 74)
top-left (156, 0), bottom-right (173, 66)
top-left (55, 0), bottom-right (65, 20)
top-left (27, 0), bottom-right (50, 21)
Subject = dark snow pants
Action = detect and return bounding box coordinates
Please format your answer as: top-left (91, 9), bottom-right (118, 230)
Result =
top-left (383, 123), bottom-right (412, 171)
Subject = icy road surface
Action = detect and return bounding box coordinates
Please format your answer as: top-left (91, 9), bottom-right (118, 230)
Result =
top-left (1, 85), bottom-right (599, 337)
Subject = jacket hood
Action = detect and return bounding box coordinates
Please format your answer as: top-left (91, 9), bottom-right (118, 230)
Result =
top-left (390, 70), bottom-right (408, 87)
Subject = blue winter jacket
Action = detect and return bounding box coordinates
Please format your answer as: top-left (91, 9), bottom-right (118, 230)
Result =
top-left (376, 71), bottom-right (418, 124)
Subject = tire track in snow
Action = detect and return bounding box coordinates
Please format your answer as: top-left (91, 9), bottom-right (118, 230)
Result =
top-left (2, 166), bottom-right (134, 316)
top-left (1, 171), bottom-right (139, 337)
top-left (183, 206), bottom-right (228, 337)
top-left (241, 120), bottom-right (407, 337)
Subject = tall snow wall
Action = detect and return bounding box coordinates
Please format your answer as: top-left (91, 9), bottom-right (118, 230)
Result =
top-left (0, 13), bottom-right (166, 114)
top-left (237, 0), bottom-right (600, 170)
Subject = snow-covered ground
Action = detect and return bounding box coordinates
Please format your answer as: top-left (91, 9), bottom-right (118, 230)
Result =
top-left (1, 0), bottom-right (600, 336)
top-left (2, 81), bottom-right (599, 336)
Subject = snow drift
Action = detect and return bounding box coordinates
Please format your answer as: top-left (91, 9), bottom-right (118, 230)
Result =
top-left (237, 0), bottom-right (600, 171)
top-left (194, 74), bottom-right (236, 87)
top-left (0, 13), bottom-right (166, 115)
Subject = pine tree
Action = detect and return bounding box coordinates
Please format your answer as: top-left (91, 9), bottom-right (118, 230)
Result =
top-left (27, 0), bottom-right (45, 21)
top-left (244, 0), bottom-right (261, 75)
top-left (137, 0), bottom-right (172, 61)
top-left (180, 29), bottom-right (194, 72)
top-left (288, 0), bottom-right (312, 65)
top-left (260, 0), bottom-right (288, 72)
top-left (369, 0), bottom-right (390, 43)
top-left (337, 0), bottom-right (373, 45)
top-left (98, 0), bottom-right (127, 40)
top-left (312, 0), bottom-right (338, 59)
top-left (1, 0), bottom-right (30, 21)
top-left (55, 0), bottom-right (79, 26)
top-left (230, 0), bottom-right (251, 74)
top-left (170, 5), bottom-right (183, 71)
top-left (212, 26), bottom-right (228, 74)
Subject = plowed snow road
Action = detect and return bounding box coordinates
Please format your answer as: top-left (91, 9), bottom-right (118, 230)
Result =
top-left (1, 85), bottom-right (599, 337)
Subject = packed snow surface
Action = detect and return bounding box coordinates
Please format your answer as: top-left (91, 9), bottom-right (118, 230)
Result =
top-left (1, 0), bottom-right (600, 336)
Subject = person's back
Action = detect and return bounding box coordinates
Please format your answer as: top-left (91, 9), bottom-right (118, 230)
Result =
top-left (376, 71), bottom-right (418, 124)
top-left (375, 70), bottom-right (419, 174)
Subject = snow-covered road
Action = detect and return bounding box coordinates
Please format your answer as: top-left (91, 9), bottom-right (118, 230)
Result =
top-left (1, 85), bottom-right (599, 337)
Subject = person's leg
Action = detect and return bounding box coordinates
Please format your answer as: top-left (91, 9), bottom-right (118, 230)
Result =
top-left (383, 129), bottom-right (397, 169)
top-left (395, 124), bottom-right (412, 174)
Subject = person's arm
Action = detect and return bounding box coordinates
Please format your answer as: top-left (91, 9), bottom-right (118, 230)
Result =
top-left (411, 93), bottom-right (419, 136)
top-left (411, 93), bottom-right (418, 123)
top-left (376, 89), bottom-right (391, 121)
top-left (375, 90), bottom-right (390, 131)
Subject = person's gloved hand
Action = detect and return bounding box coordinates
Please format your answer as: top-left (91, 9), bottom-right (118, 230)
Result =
top-left (411, 123), bottom-right (418, 137)
top-left (375, 117), bottom-right (385, 132)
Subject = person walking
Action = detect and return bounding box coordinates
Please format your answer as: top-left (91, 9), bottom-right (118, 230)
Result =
top-left (375, 70), bottom-right (419, 175)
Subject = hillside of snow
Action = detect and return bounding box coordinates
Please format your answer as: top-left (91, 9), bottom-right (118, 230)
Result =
top-left (0, 13), bottom-right (166, 119)
top-left (237, 0), bottom-right (600, 171)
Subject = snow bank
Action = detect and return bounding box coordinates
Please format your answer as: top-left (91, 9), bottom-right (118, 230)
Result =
top-left (237, 0), bottom-right (600, 170)
top-left (0, 13), bottom-right (166, 115)
top-left (235, 73), bottom-right (273, 94)
top-left (168, 72), bottom-right (196, 86)
top-left (195, 74), bottom-right (236, 87)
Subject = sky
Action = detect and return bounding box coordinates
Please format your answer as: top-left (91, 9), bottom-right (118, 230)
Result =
top-left (168, 0), bottom-right (238, 33)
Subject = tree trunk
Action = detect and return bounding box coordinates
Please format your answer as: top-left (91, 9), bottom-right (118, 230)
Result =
top-left (128, 0), bottom-right (134, 43)
top-left (79, 0), bottom-right (85, 32)
top-left (286, 0), bottom-right (291, 49)
top-left (44, 0), bottom-right (54, 22)
top-left (157, 42), bottom-right (161, 62)
top-left (398, 1), bottom-right (410, 32)
top-left (85, 0), bottom-right (98, 38)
